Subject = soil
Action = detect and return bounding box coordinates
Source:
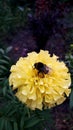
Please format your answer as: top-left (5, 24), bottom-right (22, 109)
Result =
top-left (5, 27), bottom-right (68, 62)
top-left (53, 100), bottom-right (73, 130)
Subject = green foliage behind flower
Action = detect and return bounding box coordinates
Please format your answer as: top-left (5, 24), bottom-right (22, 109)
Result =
top-left (0, 46), bottom-right (13, 97)
top-left (0, 89), bottom-right (54, 130)
top-left (65, 44), bottom-right (73, 109)
top-left (0, 0), bottom-right (30, 41)
top-left (0, 46), bottom-right (13, 81)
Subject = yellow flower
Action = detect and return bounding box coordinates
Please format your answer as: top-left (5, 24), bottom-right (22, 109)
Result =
top-left (9, 50), bottom-right (71, 110)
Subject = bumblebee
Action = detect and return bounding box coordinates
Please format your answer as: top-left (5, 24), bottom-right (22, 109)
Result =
top-left (34, 62), bottom-right (50, 75)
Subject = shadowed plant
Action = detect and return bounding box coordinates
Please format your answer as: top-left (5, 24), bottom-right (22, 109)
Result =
top-left (65, 44), bottom-right (73, 109)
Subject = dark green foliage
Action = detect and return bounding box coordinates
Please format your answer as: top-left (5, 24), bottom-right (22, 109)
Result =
top-left (0, 81), bottom-right (54, 130)
top-left (9, 0), bottom-right (35, 11)
top-left (0, 46), bottom-right (13, 105)
top-left (65, 45), bottom-right (73, 109)
top-left (70, 88), bottom-right (73, 109)
top-left (59, 0), bottom-right (72, 3)
top-left (0, 0), bottom-right (30, 41)
top-left (0, 46), bottom-right (13, 82)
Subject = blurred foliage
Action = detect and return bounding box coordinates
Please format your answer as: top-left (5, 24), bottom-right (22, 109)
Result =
top-left (0, 46), bottom-right (13, 82)
top-left (65, 44), bottom-right (73, 109)
top-left (0, 0), bottom-right (31, 40)
top-left (0, 88), bottom-right (54, 130)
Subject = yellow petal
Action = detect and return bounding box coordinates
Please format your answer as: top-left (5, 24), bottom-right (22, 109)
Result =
top-left (9, 50), bottom-right (71, 110)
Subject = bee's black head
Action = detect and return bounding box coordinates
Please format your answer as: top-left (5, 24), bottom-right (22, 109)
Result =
top-left (34, 62), bottom-right (44, 69)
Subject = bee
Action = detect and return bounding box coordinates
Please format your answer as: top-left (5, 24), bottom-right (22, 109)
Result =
top-left (34, 62), bottom-right (50, 75)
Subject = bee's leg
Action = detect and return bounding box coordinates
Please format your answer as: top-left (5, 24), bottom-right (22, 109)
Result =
top-left (38, 72), bottom-right (44, 78)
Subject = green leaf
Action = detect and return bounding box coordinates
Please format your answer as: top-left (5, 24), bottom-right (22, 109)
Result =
top-left (13, 122), bottom-right (18, 130)
top-left (0, 70), bottom-right (4, 74)
top-left (70, 88), bottom-right (73, 109)
top-left (20, 115), bottom-right (25, 130)
top-left (3, 87), bottom-right (7, 96)
top-left (35, 109), bottom-right (54, 129)
top-left (5, 120), bottom-right (9, 130)
top-left (3, 55), bottom-right (10, 61)
top-left (60, 0), bottom-right (69, 2)
top-left (8, 106), bottom-right (18, 117)
top-left (0, 65), bottom-right (8, 71)
top-left (0, 59), bottom-right (9, 64)
top-left (24, 116), bottom-right (41, 128)
top-left (0, 88), bottom-right (3, 94)
top-left (0, 118), bottom-right (5, 130)
top-left (20, 108), bottom-right (28, 130)
top-left (3, 102), bottom-right (14, 115)
top-left (0, 78), bottom-right (8, 86)
top-left (36, 109), bottom-right (52, 121)
top-left (6, 46), bottom-right (13, 53)
top-left (7, 121), bottom-right (13, 130)
top-left (0, 49), bottom-right (4, 55)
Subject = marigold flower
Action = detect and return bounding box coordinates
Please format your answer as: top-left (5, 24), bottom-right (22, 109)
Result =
top-left (9, 50), bottom-right (71, 110)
